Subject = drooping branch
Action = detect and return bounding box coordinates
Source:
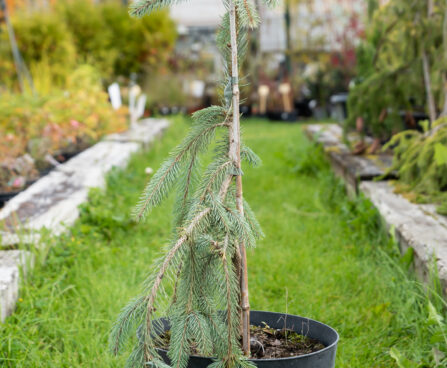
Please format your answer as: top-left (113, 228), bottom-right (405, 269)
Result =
top-left (110, 295), bottom-right (147, 356)
top-left (199, 160), bottom-right (234, 202)
top-left (220, 175), bottom-right (234, 200)
top-left (134, 119), bottom-right (228, 220)
top-left (142, 168), bottom-right (237, 354)
top-left (144, 207), bottom-right (212, 336)
top-left (129, 0), bottom-right (186, 17)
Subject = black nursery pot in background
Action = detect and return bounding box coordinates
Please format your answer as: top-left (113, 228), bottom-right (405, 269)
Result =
top-left (157, 311), bottom-right (339, 368)
top-left (0, 191), bottom-right (20, 208)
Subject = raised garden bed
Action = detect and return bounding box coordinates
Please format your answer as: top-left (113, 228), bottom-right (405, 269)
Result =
top-left (304, 124), bottom-right (395, 195)
top-left (0, 150), bottom-right (85, 209)
top-left (0, 118), bottom-right (169, 322)
top-left (305, 123), bottom-right (447, 295)
top-left (0, 119), bottom-right (168, 235)
top-left (0, 250), bottom-right (34, 322)
top-left (361, 181), bottom-right (447, 294)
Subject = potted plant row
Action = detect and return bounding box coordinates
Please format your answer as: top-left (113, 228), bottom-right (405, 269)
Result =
top-left (110, 1), bottom-right (339, 368)
top-left (0, 75), bottom-right (128, 207)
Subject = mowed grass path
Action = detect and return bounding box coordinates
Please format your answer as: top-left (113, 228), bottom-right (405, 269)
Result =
top-left (0, 118), bottom-right (438, 367)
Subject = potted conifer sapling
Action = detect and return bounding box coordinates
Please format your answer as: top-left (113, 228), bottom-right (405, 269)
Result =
top-left (110, 1), bottom-right (339, 367)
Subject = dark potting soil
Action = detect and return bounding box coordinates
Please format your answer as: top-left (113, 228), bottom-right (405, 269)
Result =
top-left (248, 324), bottom-right (325, 359)
top-left (157, 324), bottom-right (325, 360)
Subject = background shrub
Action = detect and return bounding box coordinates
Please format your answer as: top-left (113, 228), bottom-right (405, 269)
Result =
top-left (0, 11), bottom-right (76, 91)
top-left (0, 1), bottom-right (177, 90)
top-left (101, 3), bottom-right (177, 78)
top-left (56, 0), bottom-right (116, 78)
top-left (384, 120), bottom-right (447, 214)
top-left (0, 65), bottom-right (128, 166)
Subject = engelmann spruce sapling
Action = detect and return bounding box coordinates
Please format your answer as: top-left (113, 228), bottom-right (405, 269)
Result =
top-left (110, 1), bottom-right (275, 367)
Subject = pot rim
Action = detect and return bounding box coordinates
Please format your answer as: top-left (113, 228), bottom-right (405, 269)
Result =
top-left (157, 310), bottom-right (339, 362)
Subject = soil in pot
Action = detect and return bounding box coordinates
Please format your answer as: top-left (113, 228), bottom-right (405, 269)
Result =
top-left (249, 324), bottom-right (325, 359)
top-left (156, 323), bottom-right (325, 360)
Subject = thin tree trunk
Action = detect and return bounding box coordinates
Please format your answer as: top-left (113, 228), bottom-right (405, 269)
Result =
top-left (228, 0), bottom-right (250, 357)
top-left (2, 0), bottom-right (24, 92)
top-left (2, 0), bottom-right (34, 93)
top-left (284, 0), bottom-right (292, 76)
top-left (441, 72), bottom-right (447, 117)
top-left (428, 0), bottom-right (434, 16)
top-left (422, 50), bottom-right (436, 123)
top-left (423, 0), bottom-right (436, 123)
top-left (441, 0), bottom-right (447, 117)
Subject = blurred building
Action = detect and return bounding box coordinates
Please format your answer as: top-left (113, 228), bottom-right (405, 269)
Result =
top-left (260, 0), bottom-right (366, 54)
top-left (170, 0), bottom-right (225, 76)
top-left (258, 3), bottom-right (287, 53)
top-left (294, 0), bottom-right (365, 51)
top-left (170, 0), bottom-right (365, 55)
top-left (170, 0), bottom-right (225, 29)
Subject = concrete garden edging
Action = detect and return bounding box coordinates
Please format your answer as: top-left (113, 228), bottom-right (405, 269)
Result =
top-left (361, 181), bottom-right (447, 291)
top-left (305, 123), bottom-right (447, 295)
top-left (304, 124), bottom-right (394, 196)
top-left (0, 118), bottom-right (169, 322)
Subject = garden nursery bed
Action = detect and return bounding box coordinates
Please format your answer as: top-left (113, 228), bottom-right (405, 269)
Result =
top-left (0, 149), bottom-right (86, 208)
top-left (304, 124), bottom-right (395, 195)
top-left (305, 123), bottom-right (447, 295)
top-left (0, 118), bottom-right (168, 322)
top-left (0, 118), bottom-right (443, 367)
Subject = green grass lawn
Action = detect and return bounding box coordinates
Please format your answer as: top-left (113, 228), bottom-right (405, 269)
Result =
top-left (1, 117), bottom-right (445, 367)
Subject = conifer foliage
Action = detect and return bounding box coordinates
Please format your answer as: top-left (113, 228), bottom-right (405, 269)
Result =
top-left (110, 1), bottom-right (273, 367)
top-left (384, 118), bottom-right (447, 215)
top-left (347, 0), bottom-right (447, 139)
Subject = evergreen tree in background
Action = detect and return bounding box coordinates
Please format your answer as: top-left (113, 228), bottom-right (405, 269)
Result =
top-left (110, 1), bottom-right (275, 367)
top-left (347, 0), bottom-right (447, 141)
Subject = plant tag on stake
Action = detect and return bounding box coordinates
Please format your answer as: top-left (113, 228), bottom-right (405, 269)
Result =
top-left (136, 94), bottom-right (147, 120)
top-left (190, 80), bottom-right (205, 98)
top-left (258, 85), bottom-right (270, 115)
top-left (128, 85), bottom-right (144, 126)
top-left (108, 83), bottom-right (122, 110)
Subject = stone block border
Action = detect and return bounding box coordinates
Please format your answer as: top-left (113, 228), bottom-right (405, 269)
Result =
top-left (305, 123), bottom-right (447, 295)
top-left (304, 124), bottom-right (394, 196)
top-left (361, 182), bottom-right (447, 291)
top-left (0, 250), bottom-right (34, 322)
top-left (0, 118), bottom-right (169, 321)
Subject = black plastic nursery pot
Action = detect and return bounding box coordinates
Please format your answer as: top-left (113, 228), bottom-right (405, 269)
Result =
top-left (0, 191), bottom-right (20, 208)
top-left (157, 311), bottom-right (339, 368)
top-left (266, 111), bottom-right (298, 123)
